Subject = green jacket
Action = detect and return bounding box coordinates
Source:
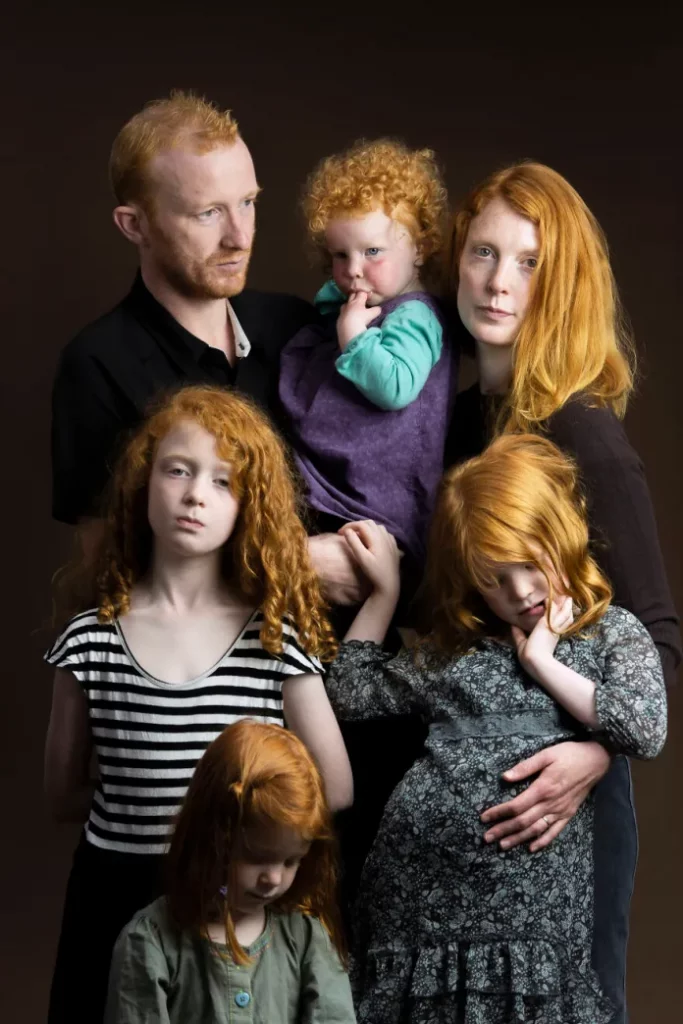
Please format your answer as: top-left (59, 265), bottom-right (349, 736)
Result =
top-left (105, 897), bottom-right (356, 1024)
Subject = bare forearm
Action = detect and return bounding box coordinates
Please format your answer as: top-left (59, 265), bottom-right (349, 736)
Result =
top-left (528, 657), bottom-right (599, 727)
top-left (345, 589), bottom-right (398, 643)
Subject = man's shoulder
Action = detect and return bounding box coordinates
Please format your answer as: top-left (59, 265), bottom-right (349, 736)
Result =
top-left (57, 292), bottom-right (144, 371)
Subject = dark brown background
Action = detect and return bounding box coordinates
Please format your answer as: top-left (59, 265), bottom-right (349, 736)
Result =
top-left (2, 6), bottom-right (680, 1020)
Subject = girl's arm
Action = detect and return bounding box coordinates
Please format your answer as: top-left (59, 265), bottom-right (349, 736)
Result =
top-left (299, 917), bottom-right (356, 1023)
top-left (513, 596), bottom-right (601, 728)
top-left (515, 600), bottom-right (667, 758)
top-left (282, 674), bottom-right (354, 811)
top-left (335, 296), bottom-right (443, 411)
top-left (105, 916), bottom-right (171, 1024)
top-left (340, 520), bottom-right (401, 643)
top-left (44, 668), bottom-right (95, 822)
top-left (325, 521), bottom-right (423, 722)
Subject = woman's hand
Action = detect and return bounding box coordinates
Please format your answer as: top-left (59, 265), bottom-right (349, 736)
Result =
top-left (481, 740), bottom-right (611, 852)
top-left (511, 594), bottom-right (573, 682)
top-left (336, 291), bottom-right (381, 351)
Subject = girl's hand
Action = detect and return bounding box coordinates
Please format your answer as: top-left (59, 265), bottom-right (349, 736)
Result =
top-left (511, 594), bottom-right (573, 681)
top-left (340, 520), bottom-right (401, 599)
top-left (337, 290), bottom-right (381, 351)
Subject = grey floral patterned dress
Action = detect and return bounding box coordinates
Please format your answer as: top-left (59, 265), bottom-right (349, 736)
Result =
top-left (326, 606), bottom-right (667, 1024)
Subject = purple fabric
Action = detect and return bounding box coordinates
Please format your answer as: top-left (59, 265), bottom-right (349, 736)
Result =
top-left (279, 292), bottom-right (457, 564)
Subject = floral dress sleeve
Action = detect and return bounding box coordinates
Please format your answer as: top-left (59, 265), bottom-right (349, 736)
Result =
top-left (592, 605), bottom-right (668, 759)
top-left (325, 641), bottom-right (424, 720)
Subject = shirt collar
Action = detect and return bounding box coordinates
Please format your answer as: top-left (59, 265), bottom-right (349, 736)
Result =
top-left (127, 272), bottom-right (251, 362)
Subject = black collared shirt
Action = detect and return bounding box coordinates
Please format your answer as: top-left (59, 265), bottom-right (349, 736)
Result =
top-left (51, 274), bottom-right (318, 523)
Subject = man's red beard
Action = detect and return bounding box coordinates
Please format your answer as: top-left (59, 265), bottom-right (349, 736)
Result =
top-left (146, 222), bottom-right (253, 300)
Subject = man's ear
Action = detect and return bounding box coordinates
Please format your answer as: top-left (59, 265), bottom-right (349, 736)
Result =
top-left (112, 204), bottom-right (147, 245)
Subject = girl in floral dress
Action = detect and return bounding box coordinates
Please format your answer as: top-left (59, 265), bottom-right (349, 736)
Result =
top-left (326, 433), bottom-right (667, 1024)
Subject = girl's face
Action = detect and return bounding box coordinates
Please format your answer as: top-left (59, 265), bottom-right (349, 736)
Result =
top-left (229, 823), bottom-right (310, 915)
top-left (148, 420), bottom-right (240, 557)
top-left (326, 208), bottom-right (422, 306)
top-left (457, 197), bottom-right (539, 349)
top-left (478, 560), bottom-right (561, 632)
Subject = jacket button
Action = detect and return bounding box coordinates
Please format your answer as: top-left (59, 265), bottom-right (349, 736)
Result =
top-left (235, 991), bottom-right (251, 1007)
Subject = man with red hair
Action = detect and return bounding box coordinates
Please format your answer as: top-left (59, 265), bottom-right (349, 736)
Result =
top-left (51, 91), bottom-right (361, 601)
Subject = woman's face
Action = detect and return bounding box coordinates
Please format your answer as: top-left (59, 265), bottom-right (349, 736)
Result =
top-left (457, 197), bottom-right (540, 349)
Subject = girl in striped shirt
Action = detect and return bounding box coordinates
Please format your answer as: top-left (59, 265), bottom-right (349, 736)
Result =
top-left (43, 385), bottom-right (352, 1024)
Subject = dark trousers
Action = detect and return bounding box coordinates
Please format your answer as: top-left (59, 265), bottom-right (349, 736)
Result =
top-left (48, 835), bottom-right (164, 1024)
top-left (592, 755), bottom-right (638, 1024)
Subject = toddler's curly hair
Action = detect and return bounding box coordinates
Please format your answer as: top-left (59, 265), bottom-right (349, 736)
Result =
top-left (303, 138), bottom-right (448, 280)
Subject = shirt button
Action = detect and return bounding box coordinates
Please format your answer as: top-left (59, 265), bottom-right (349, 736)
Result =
top-left (235, 991), bottom-right (251, 1007)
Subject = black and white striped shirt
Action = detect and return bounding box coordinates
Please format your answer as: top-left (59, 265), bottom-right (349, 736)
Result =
top-left (45, 608), bottom-right (322, 855)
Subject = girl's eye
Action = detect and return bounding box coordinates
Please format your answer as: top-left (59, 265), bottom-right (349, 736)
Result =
top-left (197, 208), bottom-right (219, 221)
top-left (522, 257), bottom-right (538, 270)
top-left (284, 857), bottom-right (301, 869)
top-left (475, 246), bottom-right (493, 258)
top-left (365, 247), bottom-right (381, 257)
top-left (331, 251), bottom-right (347, 261)
top-left (215, 478), bottom-right (230, 489)
top-left (168, 466), bottom-right (188, 477)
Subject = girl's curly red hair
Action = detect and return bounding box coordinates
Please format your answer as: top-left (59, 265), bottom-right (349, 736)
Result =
top-left (77, 385), bottom-right (336, 661)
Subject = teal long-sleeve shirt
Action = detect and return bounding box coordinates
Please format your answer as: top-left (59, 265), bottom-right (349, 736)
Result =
top-left (315, 281), bottom-right (443, 412)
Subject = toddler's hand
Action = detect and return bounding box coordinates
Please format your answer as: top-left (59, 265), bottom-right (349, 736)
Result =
top-left (337, 291), bottom-right (381, 351)
top-left (511, 594), bottom-right (573, 680)
top-left (339, 520), bottom-right (401, 598)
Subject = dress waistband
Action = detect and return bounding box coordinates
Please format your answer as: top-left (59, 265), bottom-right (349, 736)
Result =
top-left (429, 708), bottom-right (575, 742)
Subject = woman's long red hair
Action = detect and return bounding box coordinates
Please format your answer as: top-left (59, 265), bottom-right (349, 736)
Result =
top-left (166, 720), bottom-right (346, 965)
top-left (445, 161), bottom-right (635, 432)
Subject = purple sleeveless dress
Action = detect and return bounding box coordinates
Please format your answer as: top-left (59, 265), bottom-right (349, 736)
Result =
top-left (279, 292), bottom-right (457, 565)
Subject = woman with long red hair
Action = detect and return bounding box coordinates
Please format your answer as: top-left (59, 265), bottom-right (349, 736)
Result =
top-left (444, 161), bottom-right (680, 1022)
top-left (43, 385), bottom-right (352, 1023)
top-left (105, 719), bottom-right (355, 1023)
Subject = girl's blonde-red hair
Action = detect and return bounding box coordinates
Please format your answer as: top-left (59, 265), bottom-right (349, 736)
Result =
top-left (167, 719), bottom-right (346, 965)
top-left (423, 433), bottom-right (612, 654)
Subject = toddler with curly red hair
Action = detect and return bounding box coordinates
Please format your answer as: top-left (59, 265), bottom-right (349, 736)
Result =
top-left (279, 138), bottom-right (456, 573)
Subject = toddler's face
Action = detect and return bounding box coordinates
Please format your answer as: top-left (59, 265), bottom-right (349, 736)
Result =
top-left (478, 559), bottom-right (565, 632)
top-left (325, 208), bottom-right (422, 305)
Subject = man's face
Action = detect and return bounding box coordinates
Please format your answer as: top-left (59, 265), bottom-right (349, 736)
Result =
top-left (140, 139), bottom-right (259, 299)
